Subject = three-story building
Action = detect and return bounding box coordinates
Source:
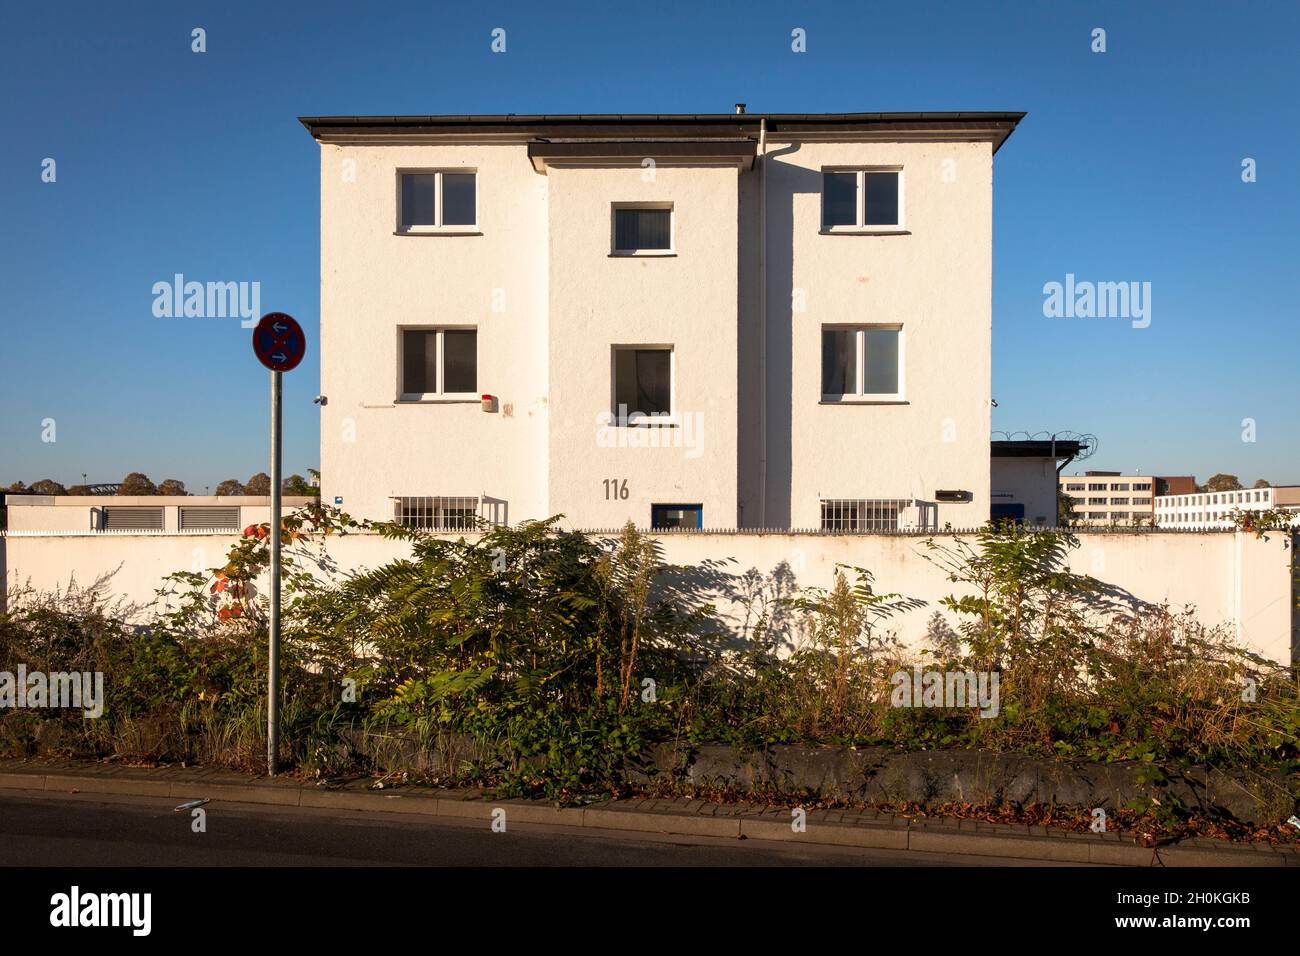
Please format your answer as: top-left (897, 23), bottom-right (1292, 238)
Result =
top-left (301, 110), bottom-right (1022, 530)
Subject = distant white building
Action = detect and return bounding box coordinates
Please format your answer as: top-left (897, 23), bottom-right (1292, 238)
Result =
top-left (1155, 486), bottom-right (1300, 528)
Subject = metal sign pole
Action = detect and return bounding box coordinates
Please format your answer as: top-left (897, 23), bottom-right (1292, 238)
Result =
top-left (268, 368), bottom-right (282, 776)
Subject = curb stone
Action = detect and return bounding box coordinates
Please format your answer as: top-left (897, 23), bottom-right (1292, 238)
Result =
top-left (0, 760), bottom-right (1295, 867)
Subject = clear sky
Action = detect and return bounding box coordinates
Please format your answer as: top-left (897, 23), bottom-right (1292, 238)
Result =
top-left (2, 0), bottom-right (1297, 491)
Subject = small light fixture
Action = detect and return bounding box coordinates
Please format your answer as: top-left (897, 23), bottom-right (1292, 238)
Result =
top-left (481, 394), bottom-right (497, 413)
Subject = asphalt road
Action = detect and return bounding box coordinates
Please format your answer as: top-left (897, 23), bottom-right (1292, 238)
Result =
top-left (0, 790), bottom-right (1083, 866)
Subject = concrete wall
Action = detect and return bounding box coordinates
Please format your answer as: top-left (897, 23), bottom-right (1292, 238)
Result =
top-left (991, 457), bottom-right (1058, 527)
top-left (3, 529), bottom-right (1292, 665)
top-left (5, 497), bottom-right (317, 532)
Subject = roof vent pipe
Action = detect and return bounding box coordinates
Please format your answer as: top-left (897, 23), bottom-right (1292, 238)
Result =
top-left (735, 103), bottom-right (746, 114)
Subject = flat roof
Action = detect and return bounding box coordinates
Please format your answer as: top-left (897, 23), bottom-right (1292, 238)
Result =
top-left (300, 111), bottom-right (1025, 153)
top-left (991, 440), bottom-right (1082, 459)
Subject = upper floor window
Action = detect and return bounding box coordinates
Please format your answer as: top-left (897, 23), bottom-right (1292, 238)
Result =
top-left (613, 345), bottom-right (673, 423)
top-left (612, 204), bottom-right (673, 255)
top-left (821, 168), bottom-right (902, 232)
top-left (400, 328), bottom-right (477, 400)
top-left (398, 170), bottom-right (477, 232)
top-left (821, 325), bottom-right (903, 401)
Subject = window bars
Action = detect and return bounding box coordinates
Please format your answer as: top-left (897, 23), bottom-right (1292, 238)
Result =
top-left (394, 496), bottom-right (480, 531)
top-left (819, 498), bottom-right (918, 532)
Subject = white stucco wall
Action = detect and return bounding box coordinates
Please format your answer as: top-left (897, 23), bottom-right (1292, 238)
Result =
top-left (318, 142), bottom-right (550, 525)
top-left (757, 140), bottom-right (993, 529)
top-left (4, 530), bottom-right (1291, 665)
top-left (991, 457), bottom-right (1059, 526)
top-left (546, 164), bottom-right (739, 528)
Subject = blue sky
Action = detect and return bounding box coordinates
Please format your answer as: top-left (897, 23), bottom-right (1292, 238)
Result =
top-left (2, 0), bottom-right (1297, 491)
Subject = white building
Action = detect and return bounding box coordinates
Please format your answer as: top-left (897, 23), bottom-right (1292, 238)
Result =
top-left (1155, 486), bottom-right (1300, 528)
top-left (1058, 471), bottom-right (1157, 526)
top-left (301, 110), bottom-right (1023, 530)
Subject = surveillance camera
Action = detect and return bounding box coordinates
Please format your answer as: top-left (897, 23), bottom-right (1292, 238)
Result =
top-left (313, 395), bottom-right (327, 406)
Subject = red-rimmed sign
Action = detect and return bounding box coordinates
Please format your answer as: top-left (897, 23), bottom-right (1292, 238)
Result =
top-left (252, 312), bottom-right (306, 373)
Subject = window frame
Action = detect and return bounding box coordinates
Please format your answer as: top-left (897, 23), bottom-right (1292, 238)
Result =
top-left (651, 503), bottom-right (703, 530)
top-left (610, 202), bottom-right (675, 257)
top-left (819, 323), bottom-right (905, 403)
top-left (396, 169), bottom-right (480, 234)
top-left (397, 326), bottom-right (479, 402)
top-left (610, 344), bottom-right (677, 426)
top-left (820, 166), bottom-right (906, 234)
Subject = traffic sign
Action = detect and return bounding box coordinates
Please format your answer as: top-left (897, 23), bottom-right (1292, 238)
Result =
top-left (252, 312), bottom-right (306, 373)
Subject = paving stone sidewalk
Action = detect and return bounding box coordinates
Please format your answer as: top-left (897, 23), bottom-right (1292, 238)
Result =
top-left (1, 758), bottom-right (1296, 867)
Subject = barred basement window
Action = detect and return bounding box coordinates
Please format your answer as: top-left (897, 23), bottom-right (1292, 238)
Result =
top-left (819, 498), bottom-right (909, 531)
top-left (101, 506), bottom-right (164, 530)
top-left (395, 496), bottom-right (480, 531)
top-left (179, 506), bottom-right (240, 531)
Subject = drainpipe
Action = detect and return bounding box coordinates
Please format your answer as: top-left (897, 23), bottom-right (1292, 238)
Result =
top-left (758, 117), bottom-right (768, 528)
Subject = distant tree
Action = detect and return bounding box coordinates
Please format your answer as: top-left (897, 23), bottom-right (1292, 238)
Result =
top-left (281, 474), bottom-right (317, 496)
top-left (1252, 478), bottom-right (1271, 489)
top-left (157, 478), bottom-right (188, 496)
top-left (29, 479), bottom-right (68, 495)
top-left (3, 481), bottom-right (29, 494)
top-left (1057, 489), bottom-right (1079, 527)
top-left (243, 473), bottom-right (271, 495)
top-left (214, 479), bottom-right (244, 496)
top-left (67, 484), bottom-right (92, 495)
top-left (1201, 473), bottom-right (1242, 492)
top-left (117, 472), bottom-right (158, 495)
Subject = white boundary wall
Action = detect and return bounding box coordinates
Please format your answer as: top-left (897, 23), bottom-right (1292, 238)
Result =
top-left (1, 529), bottom-right (1294, 666)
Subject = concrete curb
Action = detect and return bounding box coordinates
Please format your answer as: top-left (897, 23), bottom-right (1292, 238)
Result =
top-left (2, 761), bottom-right (1295, 867)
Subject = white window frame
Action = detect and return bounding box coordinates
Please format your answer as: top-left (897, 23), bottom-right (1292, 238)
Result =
top-left (610, 202), bottom-right (675, 256)
top-left (398, 326), bottom-right (478, 402)
top-left (610, 344), bottom-right (677, 426)
top-left (820, 324), bottom-right (905, 403)
top-left (820, 166), bottom-right (905, 234)
top-left (396, 169), bottom-right (479, 234)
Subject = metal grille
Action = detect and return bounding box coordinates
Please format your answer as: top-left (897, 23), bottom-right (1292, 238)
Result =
top-left (101, 506), bottom-right (164, 530)
top-left (819, 498), bottom-right (911, 531)
top-left (395, 496), bottom-right (480, 531)
top-left (179, 506), bottom-right (240, 531)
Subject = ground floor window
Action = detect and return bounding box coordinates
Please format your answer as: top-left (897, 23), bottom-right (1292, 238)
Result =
top-left (395, 495), bottom-right (479, 530)
top-left (651, 503), bottom-right (702, 529)
top-left (819, 498), bottom-right (907, 531)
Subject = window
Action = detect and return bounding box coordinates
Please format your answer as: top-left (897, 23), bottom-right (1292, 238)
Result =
top-left (612, 346), bottom-right (672, 423)
top-left (398, 170), bottom-right (477, 231)
top-left (400, 328), bottom-right (477, 400)
top-left (820, 498), bottom-right (908, 531)
top-left (1133, 482), bottom-right (1151, 491)
top-left (1088, 497), bottom-right (1106, 505)
top-left (1110, 483), bottom-right (1130, 491)
top-left (821, 168), bottom-right (902, 230)
top-left (1066, 483), bottom-right (1084, 491)
top-left (1088, 483), bottom-right (1107, 491)
top-left (395, 496), bottom-right (479, 531)
top-left (651, 504), bottom-right (702, 529)
top-left (612, 204), bottom-right (672, 254)
top-left (1111, 498), bottom-right (1130, 505)
top-left (821, 326), bottom-right (902, 400)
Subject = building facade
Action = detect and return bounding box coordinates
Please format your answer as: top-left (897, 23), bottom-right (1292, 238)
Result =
top-left (1058, 471), bottom-right (1158, 525)
top-left (302, 111), bottom-right (1022, 530)
top-left (1155, 485), bottom-right (1300, 528)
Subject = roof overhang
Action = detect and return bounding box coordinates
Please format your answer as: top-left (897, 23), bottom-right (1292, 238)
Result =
top-left (298, 111), bottom-right (1025, 155)
top-left (991, 440), bottom-right (1083, 460)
